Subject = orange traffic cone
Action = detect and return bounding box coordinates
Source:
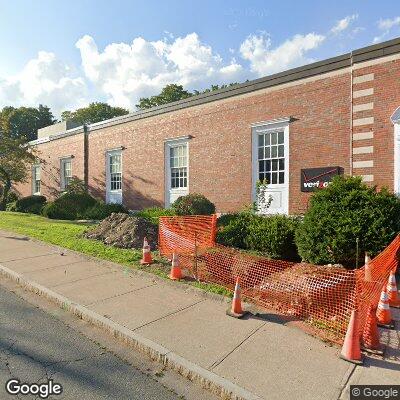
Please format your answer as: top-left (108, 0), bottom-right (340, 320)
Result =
top-left (340, 309), bottom-right (363, 365)
top-left (361, 304), bottom-right (384, 355)
top-left (140, 237), bottom-right (153, 265)
top-left (376, 287), bottom-right (395, 329)
top-left (226, 277), bottom-right (248, 319)
top-left (169, 252), bottom-right (182, 280)
top-left (364, 253), bottom-right (372, 282)
top-left (387, 270), bottom-right (400, 308)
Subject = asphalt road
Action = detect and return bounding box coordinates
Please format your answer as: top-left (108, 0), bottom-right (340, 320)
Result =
top-left (0, 281), bottom-right (213, 400)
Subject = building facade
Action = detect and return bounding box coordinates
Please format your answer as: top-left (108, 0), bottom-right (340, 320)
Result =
top-left (15, 38), bottom-right (400, 215)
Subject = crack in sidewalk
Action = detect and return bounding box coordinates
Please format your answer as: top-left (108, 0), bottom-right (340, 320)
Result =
top-left (209, 322), bottom-right (266, 370)
top-left (85, 282), bottom-right (158, 306)
top-left (132, 299), bottom-right (207, 331)
top-left (0, 252), bottom-right (59, 264)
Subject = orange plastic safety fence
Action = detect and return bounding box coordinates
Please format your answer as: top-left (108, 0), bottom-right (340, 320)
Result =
top-left (355, 235), bottom-right (400, 339)
top-left (159, 214), bottom-right (217, 258)
top-left (158, 215), bottom-right (400, 343)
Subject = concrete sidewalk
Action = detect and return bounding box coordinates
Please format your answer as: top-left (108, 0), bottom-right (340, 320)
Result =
top-left (0, 229), bottom-right (398, 400)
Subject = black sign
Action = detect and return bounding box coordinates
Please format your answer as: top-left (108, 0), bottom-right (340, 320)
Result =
top-left (301, 166), bottom-right (343, 192)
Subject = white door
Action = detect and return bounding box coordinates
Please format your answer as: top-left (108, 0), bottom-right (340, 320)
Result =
top-left (394, 122), bottom-right (400, 195)
top-left (252, 120), bottom-right (290, 214)
top-left (165, 139), bottom-right (189, 207)
top-left (106, 150), bottom-right (122, 204)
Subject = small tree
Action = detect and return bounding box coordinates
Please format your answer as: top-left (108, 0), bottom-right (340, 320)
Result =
top-left (0, 134), bottom-right (36, 210)
top-left (255, 180), bottom-right (272, 214)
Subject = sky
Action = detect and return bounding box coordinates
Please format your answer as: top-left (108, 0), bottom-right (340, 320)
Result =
top-left (0, 0), bottom-right (399, 118)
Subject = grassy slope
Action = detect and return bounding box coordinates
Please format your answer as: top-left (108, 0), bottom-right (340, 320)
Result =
top-left (0, 212), bottom-right (231, 297)
top-left (0, 212), bottom-right (141, 265)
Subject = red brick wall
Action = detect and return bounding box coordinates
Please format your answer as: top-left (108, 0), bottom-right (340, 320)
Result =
top-left (85, 72), bottom-right (351, 214)
top-left (15, 56), bottom-right (400, 215)
top-left (14, 134), bottom-right (84, 199)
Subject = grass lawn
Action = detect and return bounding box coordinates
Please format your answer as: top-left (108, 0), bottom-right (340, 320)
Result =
top-left (0, 212), bottom-right (231, 297)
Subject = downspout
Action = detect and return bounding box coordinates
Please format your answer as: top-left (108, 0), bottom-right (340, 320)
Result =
top-left (349, 52), bottom-right (354, 176)
top-left (83, 124), bottom-right (89, 192)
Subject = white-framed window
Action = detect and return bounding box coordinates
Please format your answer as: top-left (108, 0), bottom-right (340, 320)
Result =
top-left (391, 106), bottom-right (400, 195)
top-left (164, 137), bottom-right (190, 207)
top-left (32, 165), bottom-right (41, 195)
top-left (257, 130), bottom-right (285, 185)
top-left (60, 158), bottom-right (72, 190)
top-left (109, 153), bottom-right (122, 191)
top-left (106, 149), bottom-right (123, 204)
top-left (170, 144), bottom-right (188, 189)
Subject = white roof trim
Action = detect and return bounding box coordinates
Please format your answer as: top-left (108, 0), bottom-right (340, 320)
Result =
top-left (250, 117), bottom-right (291, 128)
top-left (30, 136), bottom-right (51, 145)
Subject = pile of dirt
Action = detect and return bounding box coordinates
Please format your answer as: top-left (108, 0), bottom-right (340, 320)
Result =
top-left (84, 213), bottom-right (158, 250)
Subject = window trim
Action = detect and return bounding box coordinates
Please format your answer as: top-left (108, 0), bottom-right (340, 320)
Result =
top-left (394, 122), bottom-right (400, 195)
top-left (60, 157), bottom-right (73, 191)
top-left (32, 165), bottom-right (41, 195)
top-left (251, 118), bottom-right (290, 211)
top-left (164, 137), bottom-right (190, 207)
top-left (106, 149), bottom-right (123, 194)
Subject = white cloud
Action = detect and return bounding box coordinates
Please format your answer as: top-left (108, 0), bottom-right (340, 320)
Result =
top-left (374, 16), bottom-right (400, 43)
top-left (0, 51), bottom-right (87, 117)
top-left (330, 14), bottom-right (358, 35)
top-left (1, 29), bottom-right (332, 116)
top-left (76, 33), bottom-right (244, 110)
top-left (239, 32), bottom-right (325, 76)
top-left (378, 16), bottom-right (400, 31)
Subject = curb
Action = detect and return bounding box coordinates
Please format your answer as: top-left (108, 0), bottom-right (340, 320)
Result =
top-left (0, 264), bottom-right (262, 400)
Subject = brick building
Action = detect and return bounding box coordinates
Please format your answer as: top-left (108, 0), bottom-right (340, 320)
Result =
top-left (15, 38), bottom-right (400, 215)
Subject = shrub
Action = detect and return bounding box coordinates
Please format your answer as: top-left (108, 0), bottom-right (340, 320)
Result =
top-left (217, 212), bottom-right (241, 227)
top-left (217, 212), bottom-right (252, 249)
top-left (63, 177), bottom-right (87, 194)
top-left (172, 193), bottom-right (215, 216)
top-left (217, 211), bottom-right (300, 260)
top-left (84, 202), bottom-right (128, 220)
top-left (14, 195), bottom-right (47, 214)
top-left (59, 192), bottom-right (97, 219)
top-left (43, 192), bottom-right (97, 220)
top-left (295, 176), bottom-right (400, 268)
top-left (245, 214), bottom-right (300, 260)
top-left (5, 201), bottom-right (17, 212)
top-left (135, 207), bottom-right (176, 224)
top-left (42, 202), bottom-right (76, 220)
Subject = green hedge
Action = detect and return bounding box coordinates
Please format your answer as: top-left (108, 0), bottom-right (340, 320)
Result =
top-left (84, 203), bottom-right (128, 220)
top-left (12, 195), bottom-right (47, 214)
top-left (42, 192), bottom-right (97, 220)
top-left (172, 193), bottom-right (215, 215)
top-left (135, 207), bottom-right (176, 224)
top-left (295, 176), bottom-right (400, 267)
top-left (42, 202), bottom-right (75, 220)
top-left (217, 211), bottom-right (300, 260)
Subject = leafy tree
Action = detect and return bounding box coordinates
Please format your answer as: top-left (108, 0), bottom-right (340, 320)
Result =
top-left (136, 84), bottom-right (192, 110)
top-left (136, 83), bottom-right (240, 110)
top-left (61, 102), bottom-right (129, 125)
top-left (0, 133), bottom-right (37, 210)
top-left (192, 83), bottom-right (239, 95)
top-left (0, 105), bottom-right (55, 142)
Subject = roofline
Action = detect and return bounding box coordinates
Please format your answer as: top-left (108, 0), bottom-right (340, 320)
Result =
top-left (31, 36), bottom-right (400, 145)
